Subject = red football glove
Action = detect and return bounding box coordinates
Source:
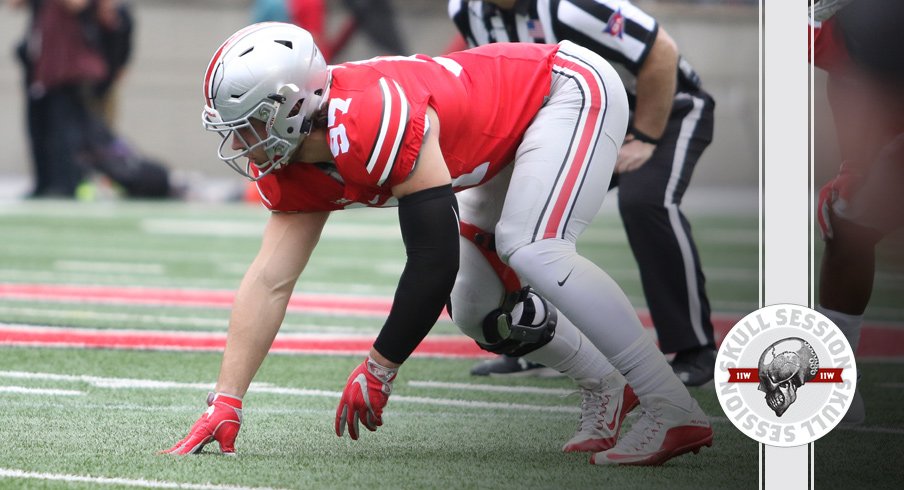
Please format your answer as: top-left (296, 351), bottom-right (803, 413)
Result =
top-left (161, 393), bottom-right (243, 455)
top-left (818, 160), bottom-right (863, 240)
top-left (335, 357), bottom-right (398, 440)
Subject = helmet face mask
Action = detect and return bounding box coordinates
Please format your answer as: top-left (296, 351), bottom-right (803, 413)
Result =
top-left (203, 100), bottom-right (293, 180)
top-left (202, 23), bottom-right (329, 181)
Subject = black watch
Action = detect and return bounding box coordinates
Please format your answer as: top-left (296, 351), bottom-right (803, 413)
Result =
top-left (628, 126), bottom-right (661, 145)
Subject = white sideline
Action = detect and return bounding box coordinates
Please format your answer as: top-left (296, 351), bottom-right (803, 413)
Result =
top-left (0, 468), bottom-right (286, 490)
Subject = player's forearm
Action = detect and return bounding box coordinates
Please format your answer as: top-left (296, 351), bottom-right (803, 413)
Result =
top-left (215, 267), bottom-right (296, 398)
top-left (215, 212), bottom-right (328, 397)
top-left (632, 30), bottom-right (679, 138)
top-left (372, 185), bottom-right (460, 366)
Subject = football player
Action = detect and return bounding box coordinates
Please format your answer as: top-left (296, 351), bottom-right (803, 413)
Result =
top-left (811, 0), bottom-right (904, 424)
top-left (162, 23), bottom-right (712, 465)
top-left (449, 0), bottom-right (719, 387)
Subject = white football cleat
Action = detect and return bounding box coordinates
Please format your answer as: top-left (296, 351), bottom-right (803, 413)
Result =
top-left (562, 375), bottom-right (639, 453)
top-left (590, 396), bottom-right (712, 466)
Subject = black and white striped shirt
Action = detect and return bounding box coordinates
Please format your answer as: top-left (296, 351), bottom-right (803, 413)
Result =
top-left (448, 0), bottom-right (702, 95)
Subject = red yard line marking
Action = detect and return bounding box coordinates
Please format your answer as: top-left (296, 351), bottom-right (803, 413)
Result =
top-left (0, 325), bottom-right (487, 359)
top-left (1, 322), bottom-right (900, 359)
top-left (0, 283), bottom-right (746, 326)
top-left (1, 283), bottom-right (901, 358)
top-left (0, 283), bottom-right (393, 317)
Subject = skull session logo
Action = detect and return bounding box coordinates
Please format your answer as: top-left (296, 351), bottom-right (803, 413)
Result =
top-left (757, 338), bottom-right (822, 417)
top-left (715, 304), bottom-right (857, 447)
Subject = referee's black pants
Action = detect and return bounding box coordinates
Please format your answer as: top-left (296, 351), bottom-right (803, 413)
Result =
top-left (609, 89), bottom-right (717, 354)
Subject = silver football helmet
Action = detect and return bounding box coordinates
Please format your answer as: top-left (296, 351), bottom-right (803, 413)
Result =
top-left (811, 0), bottom-right (855, 22)
top-left (202, 23), bottom-right (330, 180)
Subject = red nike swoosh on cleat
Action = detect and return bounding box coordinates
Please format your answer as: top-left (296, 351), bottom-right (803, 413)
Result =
top-left (606, 397), bottom-right (622, 432)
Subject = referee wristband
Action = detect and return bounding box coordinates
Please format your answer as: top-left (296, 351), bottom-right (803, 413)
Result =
top-left (627, 126), bottom-right (661, 145)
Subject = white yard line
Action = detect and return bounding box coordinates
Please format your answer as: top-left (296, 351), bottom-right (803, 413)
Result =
top-left (0, 386), bottom-right (84, 396)
top-left (140, 220), bottom-right (264, 237)
top-left (0, 306), bottom-right (228, 328)
top-left (0, 306), bottom-right (387, 333)
top-left (54, 260), bottom-right (165, 275)
top-left (0, 371), bottom-right (214, 390)
top-left (408, 380), bottom-right (574, 396)
top-left (0, 370), bottom-right (901, 434)
top-left (0, 371), bottom-right (578, 414)
top-left (53, 260), bottom-right (165, 275)
top-left (140, 219), bottom-right (404, 240)
top-left (0, 468), bottom-right (286, 490)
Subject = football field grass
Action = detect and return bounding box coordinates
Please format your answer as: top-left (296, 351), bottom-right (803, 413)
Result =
top-left (0, 199), bottom-right (901, 489)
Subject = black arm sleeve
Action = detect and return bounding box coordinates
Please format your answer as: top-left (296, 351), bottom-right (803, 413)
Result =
top-left (372, 184), bottom-right (460, 364)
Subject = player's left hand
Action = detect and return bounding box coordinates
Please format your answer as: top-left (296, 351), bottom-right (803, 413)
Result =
top-left (616, 138), bottom-right (656, 173)
top-left (335, 357), bottom-right (398, 440)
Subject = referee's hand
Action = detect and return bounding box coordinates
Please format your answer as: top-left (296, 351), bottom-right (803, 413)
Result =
top-left (616, 138), bottom-right (656, 173)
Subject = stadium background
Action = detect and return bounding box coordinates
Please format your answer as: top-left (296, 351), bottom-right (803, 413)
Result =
top-left (0, 0), bottom-right (759, 192)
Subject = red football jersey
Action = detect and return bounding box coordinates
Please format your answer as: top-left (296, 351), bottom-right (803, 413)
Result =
top-left (255, 43), bottom-right (559, 212)
top-left (811, 14), bottom-right (904, 181)
top-left (810, 17), bottom-right (850, 74)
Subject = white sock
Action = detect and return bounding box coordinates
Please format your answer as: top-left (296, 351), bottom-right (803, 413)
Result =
top-left (608, 336), bottom-right (694, 410)
top-left (816, 305), bottom-right (863, 352)
top-left (523, 313), bottom-right (617, 389)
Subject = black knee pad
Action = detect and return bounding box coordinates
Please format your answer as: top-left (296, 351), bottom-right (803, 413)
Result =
top-left (476, 287), bottom-right (557, 357)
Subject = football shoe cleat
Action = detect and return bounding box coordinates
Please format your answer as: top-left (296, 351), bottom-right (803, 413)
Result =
top-left (469, 355), bottom-right (563, 378)
top-left (562, 375), bottom-right (639, 453)
top-left (671, 346), bottom-right (717, 387)
top-left (590, 396), bottom-right (712, 466)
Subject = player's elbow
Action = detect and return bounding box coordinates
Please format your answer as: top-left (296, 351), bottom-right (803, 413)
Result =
top-left (398, 184), bottom-right (461, 296)
top-left (649, 28), bottom-right (679, 69)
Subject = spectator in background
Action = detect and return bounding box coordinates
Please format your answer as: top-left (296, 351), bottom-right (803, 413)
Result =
top-left (450, 0), bottom-right (719, 387)
top-left (91, 0), bottom-right (133, 124)
top-left (254, 0), bottom-right (407, 61)
top-left (10, 0), bottom-right (173, 199)
top-left (252, 0), bottom-right (291, 23)
top-left (335, 0), bottom-right (408, 57)
top-left (12, 0), bottom-right (108, 197)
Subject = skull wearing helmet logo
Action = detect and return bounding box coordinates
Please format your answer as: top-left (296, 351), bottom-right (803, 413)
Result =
top-left (757, 338), bottom-right (819, 417)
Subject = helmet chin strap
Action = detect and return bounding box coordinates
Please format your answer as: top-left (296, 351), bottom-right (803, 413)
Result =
top-left (299, 118), bottom-right (313, 134)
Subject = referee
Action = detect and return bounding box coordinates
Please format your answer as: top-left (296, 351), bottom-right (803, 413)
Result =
top-left (451, 0), bottom-right (717, 386)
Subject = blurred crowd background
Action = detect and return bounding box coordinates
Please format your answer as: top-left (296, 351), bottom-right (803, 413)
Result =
top-left (0, 0), bottom-right (758, 201)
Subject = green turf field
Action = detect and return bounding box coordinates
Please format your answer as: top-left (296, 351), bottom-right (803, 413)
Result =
top-left (0, 199), bottom-right (901, 489)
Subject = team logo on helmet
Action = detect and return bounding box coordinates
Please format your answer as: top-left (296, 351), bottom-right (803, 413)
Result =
top-left (715, 304), bottom-right (856, 447)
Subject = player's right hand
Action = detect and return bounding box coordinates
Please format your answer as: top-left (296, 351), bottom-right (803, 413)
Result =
top-left (161, 393), bottom-right (243, 455)
top-left (817, 160), bottom-right (862, 240)
top-left (335, 357), bottom-right (397, 440)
